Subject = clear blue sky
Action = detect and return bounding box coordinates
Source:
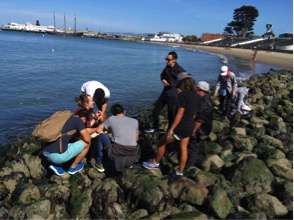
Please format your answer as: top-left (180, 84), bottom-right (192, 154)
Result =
top-left (0, 0), bottom-right (292, 37)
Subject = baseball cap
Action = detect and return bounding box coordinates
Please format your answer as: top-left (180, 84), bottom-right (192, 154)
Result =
top-left (220, 66), bottom-right (228, 76)
top-left (197, 81), bottom-right (210, 91)
top-left (177, 72), bottom-right (192, 81)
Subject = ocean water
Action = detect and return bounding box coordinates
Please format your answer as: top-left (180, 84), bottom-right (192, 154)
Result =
top-left (0, 31), bottom-right (283, 146)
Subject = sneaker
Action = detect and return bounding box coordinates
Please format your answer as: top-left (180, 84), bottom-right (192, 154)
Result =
top-left (49, 164), bottom-right (65, 176)
top-left (68, 162), bottom-right (84, 175)
top-left (144, 128), bottom-right (156, 133)
top-left (91, 161), bottom-right (105, 172)
top-left (172, 169), bottom-right (184, 177)
top-left (142, 159), bottom-right (160, 170)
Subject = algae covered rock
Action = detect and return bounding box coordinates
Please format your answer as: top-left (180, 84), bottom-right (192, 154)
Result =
top-left (231, 157), bottom-right (274, 194)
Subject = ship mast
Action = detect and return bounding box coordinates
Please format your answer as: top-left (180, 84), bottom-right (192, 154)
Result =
top-left (64, 12), bottom-right (66, 33)
top-left (74, 13), bottom-right (77, 33)
top-left (53, 11), bottom-right (56, 32)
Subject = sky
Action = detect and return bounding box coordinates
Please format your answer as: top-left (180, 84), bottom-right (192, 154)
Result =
top-left (0, 0), bottom-right (292, 37)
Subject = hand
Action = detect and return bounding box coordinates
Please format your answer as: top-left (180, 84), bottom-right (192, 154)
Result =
top-left (162, 79), bottom-right (169, 86)
top-left (192, 129), bottom-right (197, 136)
top-left (166, 130), bottom-right (173, 140)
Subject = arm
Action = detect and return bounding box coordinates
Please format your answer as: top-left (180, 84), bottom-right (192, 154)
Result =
top-left (98, 99), bottom-right (108, 121)
top-left (231, 74), bottom-right (238, 96)
top-left (136, 132), bottom-right (139, 141)
top-left (95, 123), bottom-right (105, 134)
top-left (80, 128), bottom-right (91, 148)
top-left (214, 76), bottom-right (221, 96)
top-left (167, 107), bottom-right (184, 140)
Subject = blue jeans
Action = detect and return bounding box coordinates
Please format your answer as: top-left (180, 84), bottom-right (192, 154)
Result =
top-left (96, 134), bottom-right (110, 164)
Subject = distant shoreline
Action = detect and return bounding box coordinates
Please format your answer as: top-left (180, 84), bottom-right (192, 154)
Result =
top-left (140, 41), bottom-right (293, 69)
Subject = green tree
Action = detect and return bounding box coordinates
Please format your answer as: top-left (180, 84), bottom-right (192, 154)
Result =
top-left (224, 5), bottom-right (259, 38)
top-left (183, 35), bottom-right (198, 42)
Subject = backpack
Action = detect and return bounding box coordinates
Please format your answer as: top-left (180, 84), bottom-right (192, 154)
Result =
top-left (32, 110), bottom-right (77, 151)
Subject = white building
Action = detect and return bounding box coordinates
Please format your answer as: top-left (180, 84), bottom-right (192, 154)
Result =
top-left (142, 32), bottom-right (183, 43)
top-left (3, 22), bottom-right (55, 32)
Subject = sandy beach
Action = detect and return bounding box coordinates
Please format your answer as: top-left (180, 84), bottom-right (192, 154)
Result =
top-left (181, 45), bottom-right (293, 70)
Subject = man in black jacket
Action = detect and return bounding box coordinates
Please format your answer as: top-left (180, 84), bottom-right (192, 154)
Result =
top-left (186, 81), bottom-right (213, 168)
top-left (146, 51), bottom-right (186, 132)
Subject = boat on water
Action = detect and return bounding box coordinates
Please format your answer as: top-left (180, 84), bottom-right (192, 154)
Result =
top-left (46, 13), bottom-right (83, 37)
top-left (1, 21), bottom-right (55, 33)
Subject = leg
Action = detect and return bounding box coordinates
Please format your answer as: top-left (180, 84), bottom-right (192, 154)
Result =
top-left (96, 134), bottom-right (110, 164)
top-left (155, 134), bottom-right (174, 163)
top-left (152, 95), bottom-right (166, 129)
top-left (70, 142), bottom-right (90, 168)
top-left (186, 136), bottom-right (200, 168)
top-left (166, 97), bottom-right (177, 129)
top-left (224, 93), bottom-right (232, 116)
top-left (219, 95), bottom-right (225, 114)
top-left (178, 137), bottom-right (190, 173)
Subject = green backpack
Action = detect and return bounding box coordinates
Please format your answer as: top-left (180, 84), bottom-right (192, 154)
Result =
top-left (32, 110), bottom-right (77, 148)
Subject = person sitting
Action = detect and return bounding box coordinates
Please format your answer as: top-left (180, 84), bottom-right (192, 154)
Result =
top-left (229, 87), bottom-right (256, 127)
top-left (81, 81), bottom-right (110, 122)
top-left (73, 94), bottom-right (110, 173)
top-left (43, 115), bottom-right (91, 176)
top-left (96, 103), bottom-right (140, 172)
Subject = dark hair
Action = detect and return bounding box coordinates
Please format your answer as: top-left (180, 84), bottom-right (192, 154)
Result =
top-left (76, 109), bottom-right (89, 120)
top-left (168, 51), bottom-right (178, 60)
top-left (111, 103), bottom-right (124, 116)
top-left (177, 77), bottom-right (196, 92)
top-left (93, 88), bottom-right (105, 102)
top-left (75, 94), bottom-right (90, 107)
top-left (248, 88), bottom-right (256, 95)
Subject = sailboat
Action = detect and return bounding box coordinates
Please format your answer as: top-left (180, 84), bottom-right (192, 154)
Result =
top-left (46, 13), bottom-right (83, 37)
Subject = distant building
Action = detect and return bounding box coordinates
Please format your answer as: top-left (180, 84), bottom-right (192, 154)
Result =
top-left (201, 33), bottom-right (232, 42)
top-left (142, 32), bottom-right (183, 42)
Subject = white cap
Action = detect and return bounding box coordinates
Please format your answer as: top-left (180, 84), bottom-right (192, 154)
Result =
top-left (197, 81), bottom-right (210, 91)
top-left (220, 66), bottom-right (228, 76)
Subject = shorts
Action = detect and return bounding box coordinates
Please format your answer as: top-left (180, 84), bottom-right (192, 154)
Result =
top-left (172, 132), bottom-right (184, 140)
top-left (44, 140), bottom-right (84, 164)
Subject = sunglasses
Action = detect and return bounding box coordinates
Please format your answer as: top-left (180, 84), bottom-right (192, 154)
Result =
top-left (165, 58), bottom-right (175, 61)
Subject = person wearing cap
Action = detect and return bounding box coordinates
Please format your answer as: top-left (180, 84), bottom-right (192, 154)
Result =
top-left (214, 65), bottom-right (237, 117)
top-left (229, 87), bottom-right (256, 128)
top-left (146, 51), bottom-right (186, 132)
top-left (81, 81), bottom-right (110, 122)
top-left (186, 81), bottom-right (213, 168)
top-left (143, 73), bottom-right (199, 176)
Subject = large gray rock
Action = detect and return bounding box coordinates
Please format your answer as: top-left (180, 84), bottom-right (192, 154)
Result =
top-left (169, 177), bottom-right (208, 206)
top-left (25, 199), bottom-right (51, 219)
top-left (231, 158), bottom-right (274, 194)
top-left (23, 154), bottom-right (46, 179)
top-left (202, 154), bottom-right (225, 171)
top-left (14, 182), bottom-right (41, 205)
top-left (208, 186), bottom-right (233, 219)
top-left (247, 193), bottom-right (288, 218)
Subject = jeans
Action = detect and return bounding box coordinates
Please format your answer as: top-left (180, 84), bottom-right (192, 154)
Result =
top-left (152, 95), bottom-right (177, 129)
top-left (96, 134), bottom-right (110, 164)
top-left (219, 92), bottom-right (233, 116)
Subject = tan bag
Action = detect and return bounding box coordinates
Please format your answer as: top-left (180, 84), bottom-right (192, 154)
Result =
top-left (32, 110), bottom-right (76, 143)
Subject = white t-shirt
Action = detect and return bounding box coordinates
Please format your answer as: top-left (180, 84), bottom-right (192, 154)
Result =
top-left (81, 81), bottom-right (110, 99)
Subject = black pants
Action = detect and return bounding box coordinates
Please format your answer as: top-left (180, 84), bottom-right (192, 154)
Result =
top-left (186, 135), bottom-right (205, 168)
top-left (219, 92), bottom-right (233, 116)
top-left (152, 95), bottom-right (177, 129)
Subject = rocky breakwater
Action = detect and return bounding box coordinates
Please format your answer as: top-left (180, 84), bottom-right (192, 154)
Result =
top-left (0, 69), bottom-right (292, 219)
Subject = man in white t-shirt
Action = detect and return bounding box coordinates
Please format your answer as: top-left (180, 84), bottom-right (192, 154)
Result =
top-left (81, 81), bottom-right (110, 122)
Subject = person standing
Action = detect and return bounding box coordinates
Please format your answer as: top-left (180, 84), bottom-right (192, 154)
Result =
top-left (96, 103), bottom-right (140, 172)
top-left (186, 81), bottom-right (212, 168)
top-left (143, 73), bottom-right (199, 176)
top-left (146, 51), bottom-right (186, 132)
top-left (214, 65), bottom-right (237, 117)
top-left (81, 81), bottom-right (110, 122)
top-left (251, 49), bottom-right (258, 61)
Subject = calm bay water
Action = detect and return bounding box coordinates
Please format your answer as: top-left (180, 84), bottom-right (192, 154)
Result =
top-left (0, 31), bottom-right (283, 146)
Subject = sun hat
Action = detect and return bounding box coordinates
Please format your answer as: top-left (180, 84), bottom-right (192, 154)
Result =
top-left (177, 72), bottom-right (192, 81)
top-left (197, 81), bottom-right (210, 91)
top-left (220, 65), bottom-right (228, 76)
